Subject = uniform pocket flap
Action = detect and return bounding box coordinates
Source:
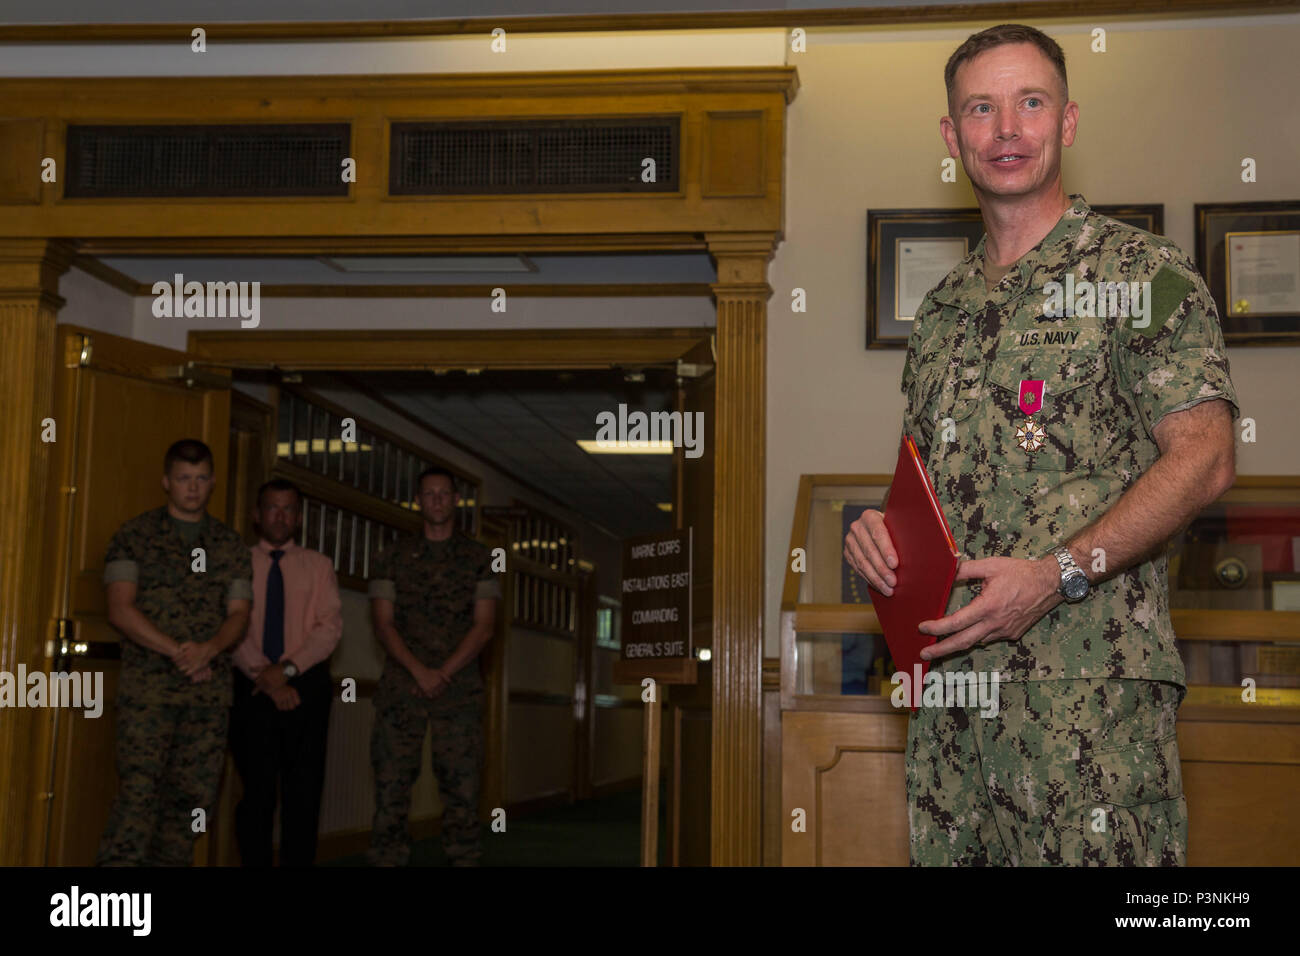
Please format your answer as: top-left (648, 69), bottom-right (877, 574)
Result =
top-left (988, 345), bottom-right (1104, 398)
top-left (1086, 731), bottom-right (1182, 808)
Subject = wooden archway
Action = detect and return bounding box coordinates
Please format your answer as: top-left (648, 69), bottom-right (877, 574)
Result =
top-left (0, 66), bottom-right (797, 865)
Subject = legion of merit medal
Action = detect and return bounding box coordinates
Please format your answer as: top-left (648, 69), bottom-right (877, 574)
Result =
top-left (1016, 378), bottom-right (1046, 454)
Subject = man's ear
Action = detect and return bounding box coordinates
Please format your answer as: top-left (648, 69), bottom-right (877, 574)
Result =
top-left (1060, 100), bottom-right (1079, 148)
top-left (939, 116), bottom-right (961, 159)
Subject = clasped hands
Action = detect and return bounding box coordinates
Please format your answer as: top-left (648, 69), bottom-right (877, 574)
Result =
top-left (172, 640), bottom-right (215, 683)
top-left (410, 663), bottom-right (452, 699)
top-left (171, 640), bottom-right (304, 710)
top-left (843, 507), bottom-right (1064, 659)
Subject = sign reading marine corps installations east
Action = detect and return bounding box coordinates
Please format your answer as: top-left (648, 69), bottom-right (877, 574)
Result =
top-left (620, 528), bottom-right (692, 661)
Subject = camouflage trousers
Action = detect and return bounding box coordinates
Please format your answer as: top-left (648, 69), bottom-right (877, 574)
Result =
top-left (906, 678), bottom-right (1187, 866)
top-left (368, 690), bottom-right (484, 866)
top-left (97, 696), bottom-right (228, 866)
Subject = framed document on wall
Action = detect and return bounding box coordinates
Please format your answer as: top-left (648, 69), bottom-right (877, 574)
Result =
top-left (1196, 201), bottom-right (1300, 345)
top-left (866, 208), bottom-right (984, 349)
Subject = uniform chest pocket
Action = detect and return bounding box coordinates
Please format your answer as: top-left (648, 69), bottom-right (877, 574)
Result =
top-left (986, 347), bottom-right (1106, 472)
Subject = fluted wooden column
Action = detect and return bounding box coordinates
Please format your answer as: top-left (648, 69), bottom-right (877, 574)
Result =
top-left (0, 239), bottom-right (73, 865)
top-left (707, 233), bottom-right (774, 866)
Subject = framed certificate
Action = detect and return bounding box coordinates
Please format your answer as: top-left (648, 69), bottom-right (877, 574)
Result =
top-left (895, 237), bottom-right (969, 321)
top-left (1196, 201), bottom-right (1300, 344)
top-left (866, 208), bottom-right (984, 349)
top-left (1226, 231), bottom-right (1300, 316)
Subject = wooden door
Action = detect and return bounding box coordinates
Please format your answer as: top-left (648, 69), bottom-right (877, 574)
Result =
top-left (39, 325), bottom-right (232, 865)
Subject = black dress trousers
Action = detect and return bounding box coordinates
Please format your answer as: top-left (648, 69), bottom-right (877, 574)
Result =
top-left (229, 662), bottom-right (333, 866)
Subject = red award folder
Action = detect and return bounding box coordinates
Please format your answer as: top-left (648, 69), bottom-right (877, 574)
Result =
top-left (866, 435), bottom-right (961, 709)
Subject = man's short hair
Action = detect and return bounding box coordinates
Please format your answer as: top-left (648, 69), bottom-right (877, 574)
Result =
top-left (256, 477), bottom-right (302, 510)
top-left (945, 23), bottom-right (1068, 107)
top-left (416, 466), bottom-right (457, 494)
top-left (163, 438), bottom-right (213, 473)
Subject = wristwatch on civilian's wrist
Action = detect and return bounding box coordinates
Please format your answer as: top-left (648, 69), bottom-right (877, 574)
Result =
top-left (1052, 546), bottom-right (1091, 603)
top-left (281, 660), bottom-right (299, 679)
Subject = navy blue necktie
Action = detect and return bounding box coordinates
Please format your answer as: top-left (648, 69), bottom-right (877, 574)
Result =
top-left (263, 549), bottom-right (285, 663)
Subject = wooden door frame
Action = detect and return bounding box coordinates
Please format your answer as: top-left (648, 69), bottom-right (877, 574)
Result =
top-left (5, 267), bottom-right (773, 867)
top-left (7, 262), bottom-right (772, 867)
top-left (1, 65), bottom-right (786, 864)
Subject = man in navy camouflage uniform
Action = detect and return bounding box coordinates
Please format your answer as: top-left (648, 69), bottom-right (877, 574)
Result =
top-left (845, 25), bottom-right (1238, 865)
top-left (99, 438), bottom-right (252, 865)
top-left (368, 466), bottom-right (500, 866)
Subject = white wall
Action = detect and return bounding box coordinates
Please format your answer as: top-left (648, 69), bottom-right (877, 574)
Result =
top-left (58, 267), bottom-right (134, 338)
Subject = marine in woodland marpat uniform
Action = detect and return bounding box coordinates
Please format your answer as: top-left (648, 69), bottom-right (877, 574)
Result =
top-left (99, 439), bottom-right (252, 866)
top-left (367, 466), bottom-right (500, 866)
top-left (844, 25), bottom-right (1238, 865)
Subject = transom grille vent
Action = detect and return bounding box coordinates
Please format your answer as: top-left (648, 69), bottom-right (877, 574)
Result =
top-left (65, 124), bottom-right (351, 198)
top-left (389, 117), bottom-right (679, 195)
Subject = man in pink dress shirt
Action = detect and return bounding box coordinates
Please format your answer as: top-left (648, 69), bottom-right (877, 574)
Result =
top-left (230, 478), bottom-right (343, 866)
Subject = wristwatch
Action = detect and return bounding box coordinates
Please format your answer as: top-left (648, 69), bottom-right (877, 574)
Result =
top-left (1052, 546), bottom-right (1091, 603)
top-left (281, 660), bottom-right (299, 679)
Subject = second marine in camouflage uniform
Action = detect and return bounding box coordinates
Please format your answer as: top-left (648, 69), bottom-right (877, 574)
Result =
top-left (99, 500), bottom-right (252, 865)
top-left (367, 530), bottom-right (501, 866)
top-left (902, 194), bottom-right (1239, 865)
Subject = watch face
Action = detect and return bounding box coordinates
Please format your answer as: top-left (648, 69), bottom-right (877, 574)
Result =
top-left (1063, 573), bottom-right (1089, 601)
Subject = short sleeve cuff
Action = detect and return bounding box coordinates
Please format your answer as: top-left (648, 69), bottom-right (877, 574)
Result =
top-left (476, 579), bottom-right (503, 600)
top-left (103, 559), bottom-right (139, 585)
top-left (369, 579), bottom-right (397, 601)
top-left (227, 579), bottom-right (253, 602)
top-left (1135, 356), bottom-right (1240, 429)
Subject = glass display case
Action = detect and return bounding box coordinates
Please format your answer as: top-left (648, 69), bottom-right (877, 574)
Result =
top-left (780, 474), bottom-right (1300, 712)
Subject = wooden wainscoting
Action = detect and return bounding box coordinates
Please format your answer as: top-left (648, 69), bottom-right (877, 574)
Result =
top-left (781, 704), bottom-right (909, 867)
top-left (780, 697), bottom-right (1300, 867)
top-left (1178, 703), bottom-right (1300, 866)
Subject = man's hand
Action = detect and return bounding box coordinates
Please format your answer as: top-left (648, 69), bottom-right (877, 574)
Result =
top-left (844, 508), bottom-right (899, 596)
top-left (253, 663), bottom-right (289, 695)
top-left (190, 666), bottom-right (214, 684)
top-left (172, 641), bottom-right (215, 677)
top-left (410, 663), bottom-right (450, 699)
top-left (269, 685), bottom-right (301, 711)
top-left (918, 556), bottom-right (1062, 660)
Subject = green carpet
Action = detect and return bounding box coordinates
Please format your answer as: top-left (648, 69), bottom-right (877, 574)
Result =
top-left (324, 787), bottom-right (667, 866)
